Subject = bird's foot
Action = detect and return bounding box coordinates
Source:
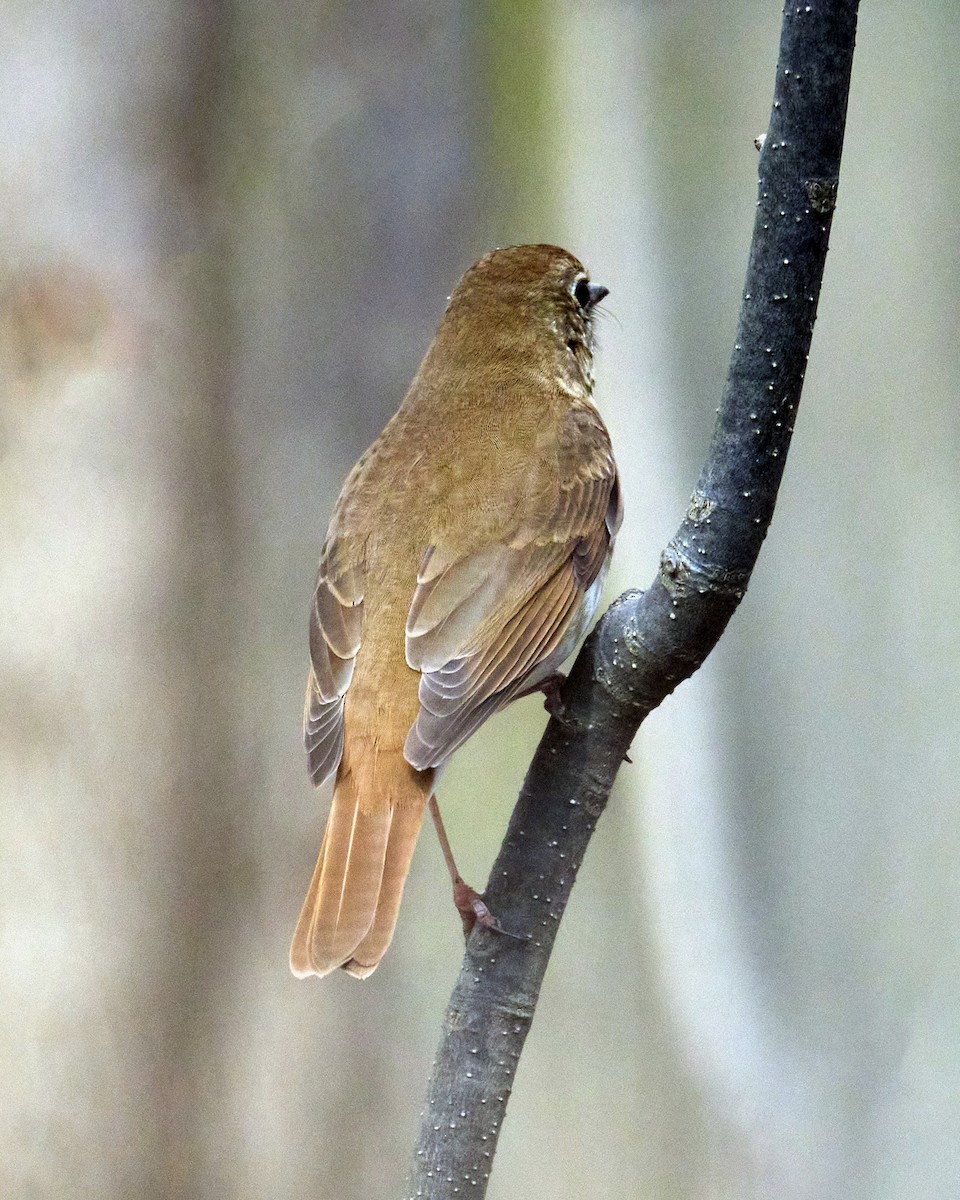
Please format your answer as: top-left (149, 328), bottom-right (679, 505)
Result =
top-left (538, 672), bottom-right (567, 720)
top-left (452, 877), bottom-right (527, 943)
top-left (516, 671), bottom-right (567, 719)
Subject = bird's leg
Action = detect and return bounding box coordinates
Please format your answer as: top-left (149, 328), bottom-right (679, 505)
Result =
top-left (428, 795), bottom-right (523, 941)
top-left (514, 671), bottom-right (567, 719)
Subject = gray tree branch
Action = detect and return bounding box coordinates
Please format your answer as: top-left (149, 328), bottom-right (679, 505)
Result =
top-left (407, 3), bottom-right (862, 1196)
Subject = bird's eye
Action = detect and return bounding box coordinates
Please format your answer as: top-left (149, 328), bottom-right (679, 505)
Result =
top-left (573, 278), bottom-right (592, 308)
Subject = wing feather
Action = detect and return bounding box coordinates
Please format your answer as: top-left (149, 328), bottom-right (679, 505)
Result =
top-left (404, 404), bottom-right (620, 770)
top-left (304, 538), bottom-right (365, 786)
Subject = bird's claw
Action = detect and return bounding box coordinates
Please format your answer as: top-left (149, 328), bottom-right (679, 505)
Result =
top-left (539, 673), bottom-right (566, 720)
top-left (514, 671), bottom-right (567, 719)
top-left (453, 879), bottom-right (527, 942)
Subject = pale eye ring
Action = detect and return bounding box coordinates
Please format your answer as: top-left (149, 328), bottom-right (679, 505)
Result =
top-left (573, 278), bottom-right (592, 308)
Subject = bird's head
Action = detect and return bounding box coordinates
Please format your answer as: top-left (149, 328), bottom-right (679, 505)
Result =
top-left (435, 244), bottom-right (609, 391)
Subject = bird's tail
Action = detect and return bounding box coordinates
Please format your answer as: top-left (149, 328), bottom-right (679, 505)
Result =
top-left (290, 744), bottom-right (431, 979)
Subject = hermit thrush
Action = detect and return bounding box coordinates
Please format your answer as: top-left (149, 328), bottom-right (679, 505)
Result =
top-left (290, 244), bottom-right (621, 979)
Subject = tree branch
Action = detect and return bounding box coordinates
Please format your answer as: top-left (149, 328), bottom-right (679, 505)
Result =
top-left (407, 4), bottom-right (861, 1196)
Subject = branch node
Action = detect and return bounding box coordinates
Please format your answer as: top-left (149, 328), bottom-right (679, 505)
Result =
top-left (805, 177), bottom-right (838, 212)
top-left (686, 488), bottom-right (717, 524)
top-left (659, 542), bottom-right (749, 601)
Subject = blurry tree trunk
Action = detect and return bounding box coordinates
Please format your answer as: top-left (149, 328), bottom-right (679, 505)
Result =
top-left (0, 4), bottom-right (241, 1196)
top-left (1, 1), bottom-right (482, 1195)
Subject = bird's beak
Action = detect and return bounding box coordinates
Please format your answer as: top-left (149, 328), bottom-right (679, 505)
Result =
top-left (586, 283), bottom-right (609, 308)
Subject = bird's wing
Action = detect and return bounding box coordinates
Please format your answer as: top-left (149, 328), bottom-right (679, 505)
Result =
top-left (404, 405), bottom-right (621, 770)
top-left (304, 535), bottom-right (364, 785)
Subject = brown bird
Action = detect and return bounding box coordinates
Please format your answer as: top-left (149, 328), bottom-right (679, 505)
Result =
top-left (290, 244), bottom-right (621, 980)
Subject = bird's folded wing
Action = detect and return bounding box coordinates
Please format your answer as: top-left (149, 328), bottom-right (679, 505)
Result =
top-left (404, 411), bottom-right (621, 770)
top-left (304, 540), bottom-right (364, 785)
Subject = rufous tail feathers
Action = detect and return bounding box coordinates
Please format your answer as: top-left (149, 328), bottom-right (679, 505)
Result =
top-left (290, 746), bottom-right (431, 979)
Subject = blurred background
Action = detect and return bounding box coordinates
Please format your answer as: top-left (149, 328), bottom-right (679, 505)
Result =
top-left (2, 2), bottom-right (958, 1197)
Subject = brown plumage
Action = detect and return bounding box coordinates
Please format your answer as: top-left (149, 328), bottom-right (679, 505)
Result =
top-left (290, 244), bottom-right (622, 980)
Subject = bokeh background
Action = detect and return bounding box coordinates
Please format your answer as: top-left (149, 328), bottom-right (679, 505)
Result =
top-left (3, 2), bottom-right (959, 1198)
